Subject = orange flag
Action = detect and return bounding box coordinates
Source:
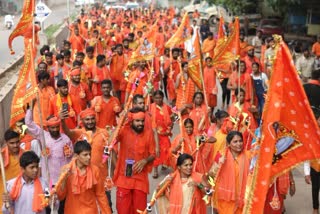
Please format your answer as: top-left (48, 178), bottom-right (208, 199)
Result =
top-left (165, 13), bottom-right (190, 48)
top-left (8, 0), bottom-right (35, 54)
top-left (213, 17), bottom-right (240, 64)
top-left (212, 17), bottom-right (240, 79)
top-left (10, 40), bottom-right (38, 127)
top-left (217, 16), bottom-right (225, 40)
top-left (128, 21), bottom-right (158, 65)
top-left (188, 31), bottom-right (202, 90)
top-left (243, 35), bottom-right (320, 213)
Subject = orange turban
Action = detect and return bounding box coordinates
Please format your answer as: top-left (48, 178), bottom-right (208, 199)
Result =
top-left (128, 112), bottom-right (145, 121)
top-left (70, 68), bottom-right (81, 76)
top-left (45, 117), bottom-right (61, 127)
top-left (80, 109), bottom-right (96, 119)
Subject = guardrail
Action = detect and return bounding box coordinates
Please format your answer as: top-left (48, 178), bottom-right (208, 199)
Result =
top-left (0, 25), bottom-right (68, 142)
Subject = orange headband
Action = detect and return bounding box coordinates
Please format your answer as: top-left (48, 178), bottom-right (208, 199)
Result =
top-left (80, 109), bottom-right (96, 119)
top-left (128, 112), bottom-right (145, 121)
top-left (70, 68), bottom-right (81, 76)
top-left (46, 117), bottom-right (61, 127)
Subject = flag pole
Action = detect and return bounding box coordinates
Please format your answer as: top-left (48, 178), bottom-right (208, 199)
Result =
top-left (0, 150), bottom-right (11, 211)
top-left (197, 32), bottom-right (209, 109)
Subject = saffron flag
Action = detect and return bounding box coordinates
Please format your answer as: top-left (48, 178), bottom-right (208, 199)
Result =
top-left (165, 13), bottom-right (190, 48)
top-left (128, 21), bottom-right (158, 65)
top-left (243, 35), bottom-right (320, 213)
top-left (213, 17), bottom-right (240, 79)
top-left (216, 16), bottom-right (226, 41)
top-left (8, 0), bottom-right (35, 54)
top-left (10, 40), bottom-right (38, 127)
top-left (188, 31), bottom-right (202, 90)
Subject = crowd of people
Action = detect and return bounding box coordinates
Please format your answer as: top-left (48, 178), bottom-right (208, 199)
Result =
top-left (1, 2), bottom-right (320, 214)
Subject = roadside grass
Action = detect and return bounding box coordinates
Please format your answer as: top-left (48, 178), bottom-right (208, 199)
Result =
top-left (44, 23), bottom-right (62, 40)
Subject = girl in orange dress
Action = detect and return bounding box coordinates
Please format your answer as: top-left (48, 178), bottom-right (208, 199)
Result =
top-left (151, 90), bottom-right (174, 178)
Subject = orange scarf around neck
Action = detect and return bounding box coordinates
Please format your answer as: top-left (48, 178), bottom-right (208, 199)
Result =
top-left (70, 159), bottom-right (97, 194)
top-left (216, 149), bottom-right (249, 208)
top-left (10, 173), bottom-right (44, 212)
top-left (1, 146), bottom-right (24, 168)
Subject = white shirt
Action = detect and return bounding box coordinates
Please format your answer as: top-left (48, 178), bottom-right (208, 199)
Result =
top-left (295, 55), bottom-right (315, 78)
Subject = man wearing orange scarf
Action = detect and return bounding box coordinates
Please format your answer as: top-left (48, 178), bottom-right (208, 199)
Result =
top-left (56, 141), bottom-right (112, 214)
top-left (0, 130), bottom-right (24, 211)
top-left (49, 79), bottom-right (77, 129)
top-left (113, 107), bottom-right (156, 214)
top-left (60, 108), bottom-right (113, 209)
top-left (2, 151), bottom-right (47, 214)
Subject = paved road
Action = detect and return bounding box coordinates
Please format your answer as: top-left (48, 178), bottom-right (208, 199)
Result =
top-left (0, 3), bottom-right (74, 67)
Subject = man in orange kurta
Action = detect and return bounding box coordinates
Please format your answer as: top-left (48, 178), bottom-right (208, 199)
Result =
top-left (56, 141), bottom-right (112, 214)
top-left (110, 44), bottom-right (129, 102)
top-left (68, 68), bottom-right (93, 116)
top-left (60, 108), bottom-right (113, 209)
top-left (49, 79), bottom-right (77, 129)
top-left (204, 57), bottom-right (217, 109)
top-left (33, 71), bottom-right (55, 125)
top-left (201, 32), bottom-right (216, 58)
top-left (312, 35), bottom-right (320, 57)
top-left (155, 26), bottom-right (166, 56)
top-left (113, 108), bottom-right (156, 214)
top-left (0, 130), bottom-right (24, 210)
top-left (84, 46), bottom-right (96, 68)
top-left (91, 79), bottom-right (121, 129)
top-left (69, 27), bottom-right (85, 53)
top-left (89, 55), bottom-right (112, 97)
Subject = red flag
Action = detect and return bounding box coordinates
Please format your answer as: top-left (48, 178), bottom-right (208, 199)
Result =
top-left (213, 17), bottom-right (240, 79)
top-left (165, 13), bottom-right (190, 48)
top-left (8, 0), bottom-right (35, 54)
top-left (188, 31), bottom-right (202, 90)
top-left (244, 36), bottom-right (320, 213)
top-left (10, 40), bottom-right (38, 127)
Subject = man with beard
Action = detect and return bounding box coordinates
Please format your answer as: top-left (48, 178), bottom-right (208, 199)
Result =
top-left (112, 107), bottom-right (156, 214)
top-left (110, 44), bottom-right (129, 103)
top-left (243, 46), bottom-right (261, 74)
top-left (25, 107), bottom-right (73, 213)
top-left (122, 38), bottom-right (132, 57)
top-left (89, 55), bottom-right (111, 97)
top-left (60, 108), bottom-right (113, 210)
top-left (68, 68), bottom-right (93, 116)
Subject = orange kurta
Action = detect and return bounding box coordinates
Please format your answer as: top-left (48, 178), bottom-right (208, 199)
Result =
top-left (125, 69), bottom-right (148, 96)
top-left (189, 104), bottom-right (209, 135)
top-left (150, 103), bottom-right (172, 166)
top-left (33, 86), bottom-right (55, 125)
top-left (71, 128), bottom-right (109, 178)
top-left (91, 96), bottom-right (121, 128)
top-left (202, 38), bottom-right (216, 58)
top-left (203, 66), bottom-right (217, 107)
top-left (110, 54), bottom-right (128, 91)
top-left (176, 77), bottom-right (195, 110)
top-left (56, 164), bottom-right (111, 214)
top-left (215, 149), bottom-right (250, 214)
top-left (49, 95), bottom-right (77, 129)
top-left (113, 125), bottom-right (156, 194)
top-left (89, 65), bottom-right (111, 97)
top-left (69, 35), bottom-right (85, 53)
top-left (228, 71), bottom-right (254, 102)
top-left (69, 82), bottom-right (93, 116)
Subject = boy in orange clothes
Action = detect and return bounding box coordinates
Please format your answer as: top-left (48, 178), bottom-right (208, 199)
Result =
top-left (56, 140), bottom-right (112, 214)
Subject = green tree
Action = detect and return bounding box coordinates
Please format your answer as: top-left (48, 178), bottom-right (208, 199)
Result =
top-left (266, 0), bottom-right (302, 15)
top-left (207, 0), bottom-right (258, 15)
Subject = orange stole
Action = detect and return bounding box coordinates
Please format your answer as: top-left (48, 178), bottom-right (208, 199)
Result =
top-left (175, 78), bottom-right (195, 110)
top-left (215, 149), bottom-right (250, 213)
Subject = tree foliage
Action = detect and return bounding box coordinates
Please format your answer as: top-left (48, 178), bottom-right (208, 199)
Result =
top-left (265, 0), bottom-right (302, 15)
top-left (207, 0), bottom-right (258, 15)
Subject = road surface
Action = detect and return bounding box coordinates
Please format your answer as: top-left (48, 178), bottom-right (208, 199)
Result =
top-left (0, 3), bottom-right (74, 67)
